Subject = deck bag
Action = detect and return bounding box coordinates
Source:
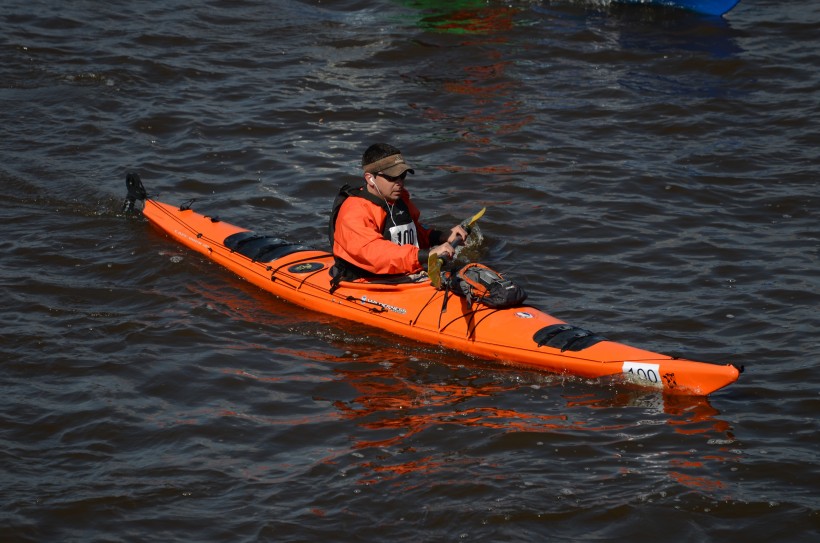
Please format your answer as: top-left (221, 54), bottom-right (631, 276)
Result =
top-left (449, 263), bottom-right (527, 309)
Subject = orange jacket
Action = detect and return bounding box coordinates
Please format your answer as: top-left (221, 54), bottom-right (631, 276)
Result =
top-left (332, 187), bottom-right (439, 276)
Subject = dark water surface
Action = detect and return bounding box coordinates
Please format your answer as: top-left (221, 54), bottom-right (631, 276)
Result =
top-left (2, 0), bottom-right (818, 541)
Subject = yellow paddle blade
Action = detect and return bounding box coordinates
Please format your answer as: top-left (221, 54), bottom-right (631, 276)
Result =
top-left (428, 253), bottom-right (444, 289)
top-left (464, 207), bottom-right (486, 229)
top-left (429, 207), bottom-right (485, 289)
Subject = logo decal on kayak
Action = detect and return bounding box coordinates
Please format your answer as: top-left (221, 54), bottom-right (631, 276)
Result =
top-left (515, 311), bottom-right (533, 319)
top-left (288, 262), bottom-right (324, 273)
top-left (360, 296), bottom-right (407, 315)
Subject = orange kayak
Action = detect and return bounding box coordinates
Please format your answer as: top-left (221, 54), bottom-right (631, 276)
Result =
top-left (124, 174), bottom-right (740, 396)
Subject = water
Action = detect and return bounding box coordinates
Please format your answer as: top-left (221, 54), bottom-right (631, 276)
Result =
top-left (1, 0), bottom-right (818, 541)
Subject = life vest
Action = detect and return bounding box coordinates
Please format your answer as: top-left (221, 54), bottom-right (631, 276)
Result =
top-left (328, 184), bottom-right (423, 286)
top-left (328, 184), bottom-right (419, 246)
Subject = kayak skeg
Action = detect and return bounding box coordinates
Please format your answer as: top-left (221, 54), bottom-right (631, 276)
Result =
top-left (123, 173), bottom-right (741, 396)
top-left (614, 0), bottom-right (741, 16)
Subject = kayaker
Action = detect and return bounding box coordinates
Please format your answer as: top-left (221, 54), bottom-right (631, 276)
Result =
top-left (329, 143), bottom-right (468, 284)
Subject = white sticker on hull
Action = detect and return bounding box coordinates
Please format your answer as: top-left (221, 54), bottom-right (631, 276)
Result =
top-left (622, 361), bottom-right (663, 388)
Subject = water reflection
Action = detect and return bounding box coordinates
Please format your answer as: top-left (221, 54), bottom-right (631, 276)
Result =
top-left (185, 251), bottom-right (739, 496)
top-left (394, 0), bottom-right (535, 168)
top-left (401, 0), bottom-right (520, 36)
top-left (329, 354), bottom-right (571, 450)
top-left (565, 388), bottom-right (738, 497)
top-left (277, 340), bottom-right (740, 494)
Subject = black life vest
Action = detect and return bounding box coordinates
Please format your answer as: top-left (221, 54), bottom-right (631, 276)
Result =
top-left (328, 184), bottom-right (420, 285)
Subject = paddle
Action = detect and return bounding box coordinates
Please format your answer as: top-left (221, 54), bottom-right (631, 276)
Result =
top-left (429, 207), bottom-right (486, 289)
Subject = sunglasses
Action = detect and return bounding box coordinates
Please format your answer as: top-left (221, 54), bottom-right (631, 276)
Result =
top-left (379, 171), bottom-right (407, 183)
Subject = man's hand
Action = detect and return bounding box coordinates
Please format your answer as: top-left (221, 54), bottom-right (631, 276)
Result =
top-left (431, 224), bottom-right (469, 261)
top-left (430, 242), bottom-right (456, 260)
top-left (447, 225), bottom-right (469, 246)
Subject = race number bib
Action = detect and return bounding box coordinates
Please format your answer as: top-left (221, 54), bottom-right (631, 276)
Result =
top-left (389, 223), bottom-right (419, 247)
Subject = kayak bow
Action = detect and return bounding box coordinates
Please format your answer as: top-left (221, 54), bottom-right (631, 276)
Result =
top-left (124, 173), bottom-right (740, 396)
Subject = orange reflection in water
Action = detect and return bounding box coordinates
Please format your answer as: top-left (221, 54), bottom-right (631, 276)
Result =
top-left (331, 357), bottom-right (572, 451)
top-left (565, 389), bottom-right (738, 497)
top-left (668, 466), bottom-right (728, 493)
top-left (407, 2), bottom-right (535, 171)
top-left (413, 2), bottom-right (519, 36)
top-left (186, 276), bottom-right (739, 494)
top-left (321, 352), bottom-right (576, 485)
top-left (419, 54), bottom-right (535, 155)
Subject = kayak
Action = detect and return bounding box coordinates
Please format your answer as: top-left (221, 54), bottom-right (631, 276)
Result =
top-left (614, 0), bottom-right (741, 16)
top-left (123, 173), bottom-right (740, 396)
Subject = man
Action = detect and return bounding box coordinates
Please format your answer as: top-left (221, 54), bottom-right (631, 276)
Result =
top-left (329, 143), bottom-right (467, 284)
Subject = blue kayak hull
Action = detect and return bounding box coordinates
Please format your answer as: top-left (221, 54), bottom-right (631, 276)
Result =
top-left (616, 0), bottom-right (740, 16)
